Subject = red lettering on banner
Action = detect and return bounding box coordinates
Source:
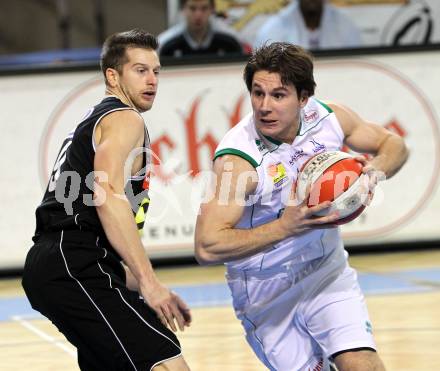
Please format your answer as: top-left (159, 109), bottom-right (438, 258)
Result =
top-left (147, 93), bottom-right (248, 182)
top-left (385, 119), bottom-right (407, 137)
top-left (151, 134), bottom-right (176, 182)
top-left (183, 95), bottom-right (218, 176)
top-left (227, 93), bottom-right (246, 128)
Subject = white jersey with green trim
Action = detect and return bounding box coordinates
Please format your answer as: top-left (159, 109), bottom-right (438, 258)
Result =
top-left (214, 97), bottom-right (346, 271)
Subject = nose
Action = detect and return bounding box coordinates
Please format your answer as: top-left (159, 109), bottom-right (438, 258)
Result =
top-left (260, 95), bottom-right (271, 113)
top-left (147, 71), bottom-right (157, 86)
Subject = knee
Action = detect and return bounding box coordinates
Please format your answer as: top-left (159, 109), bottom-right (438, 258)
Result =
top-left (152, 356), bottom-right (190, 371)
top-left (334, 350), bottom-right (386, 371)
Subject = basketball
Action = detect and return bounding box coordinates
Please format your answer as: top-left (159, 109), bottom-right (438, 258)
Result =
top-left (296, 151), bottom-right (370, 224)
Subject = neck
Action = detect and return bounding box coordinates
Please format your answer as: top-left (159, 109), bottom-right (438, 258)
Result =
top-left (260, 119), bottom-right (300, 145)
top-left (282, 120), bottom-right (300, 144)
top-left (300, 7), bottom-right (322, 30)
top-left (188, 25), bottom-right (209, 44)
top-left (105, 87), bottom-right (138, 111)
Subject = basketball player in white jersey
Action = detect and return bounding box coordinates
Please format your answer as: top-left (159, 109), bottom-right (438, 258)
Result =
top-left (195, 43), bottom-right (408, 370)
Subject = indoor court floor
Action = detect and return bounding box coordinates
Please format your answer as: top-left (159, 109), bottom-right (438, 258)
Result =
top-left (1, 248), bottom-right (439, 371)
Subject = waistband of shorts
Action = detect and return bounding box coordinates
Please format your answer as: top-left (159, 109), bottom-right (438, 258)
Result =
top-left (34, 229), bottom-right (111, 248)
top-left (226, 265), bottom-right (295, 280)
top-left (226, 246), bottom-right (342, 281)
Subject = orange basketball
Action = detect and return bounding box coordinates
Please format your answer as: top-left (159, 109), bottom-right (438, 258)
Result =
top-left (296, 151), bottom-right (370, 224)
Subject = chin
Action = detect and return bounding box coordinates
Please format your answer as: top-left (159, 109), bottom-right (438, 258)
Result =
top-left (260, 126), bottom-right (279, 136)
top-left (138, 102), bottom-right (153, 112)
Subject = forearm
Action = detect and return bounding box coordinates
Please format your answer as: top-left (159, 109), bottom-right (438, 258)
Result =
top-left (371, 135), bottom-right (408, 178)
top-left (123, 264), bottom-right (139, 291)
top-left (196, 218), bottom-right (287, 265)
top-left (96, 192), bottom-right (156, 286)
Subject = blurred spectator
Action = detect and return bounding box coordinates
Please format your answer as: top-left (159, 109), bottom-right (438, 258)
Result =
top-left (254, 0), bottom-right (362, 50)
top-left (158, 0), bottom-right (245, 57)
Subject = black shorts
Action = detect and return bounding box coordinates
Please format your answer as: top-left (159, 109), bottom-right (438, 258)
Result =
top-left (22, 230), bottom-right (181, 371)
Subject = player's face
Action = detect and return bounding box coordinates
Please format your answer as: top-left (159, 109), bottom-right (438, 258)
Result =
top-left (119, 47), bottom-right (160, 112)
top-left (184, 0), bottom-right (213, 33)
top-left (251, 70), bottom-right (307, 143)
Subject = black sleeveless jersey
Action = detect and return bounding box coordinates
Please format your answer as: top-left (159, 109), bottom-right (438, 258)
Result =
top-left (35, 96), bottom-right (151, 240)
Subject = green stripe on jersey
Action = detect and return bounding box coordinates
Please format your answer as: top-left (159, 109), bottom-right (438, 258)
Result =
top-left (213, 148), bottom-right (259, 168)
top-left (316, 99), bottom-right (334, 113)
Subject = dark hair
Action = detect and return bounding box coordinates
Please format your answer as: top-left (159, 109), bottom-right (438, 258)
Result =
top-left (243, 42), bottom-right (316, 97)
top-left (100, 29), bottom-right (158, 81)
top-left (180, 0), bottom-right (215, 9)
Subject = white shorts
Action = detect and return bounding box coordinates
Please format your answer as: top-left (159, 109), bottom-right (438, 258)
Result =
top-left (226, 247), bottom-right (376, 371)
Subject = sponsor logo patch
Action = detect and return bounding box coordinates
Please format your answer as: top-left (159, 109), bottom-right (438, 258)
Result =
top-left (267, 162), bottom-right (288, 187)
top-left (307, 357), bottom-right (324, 371)
top-left (310, 138), bottom-right (326, 153)
top-left (304, 109), bottom-right (319, 124)
top-left (255, 139), bottom-right (267, 152)
top-left (289, 149), bottom-right (306, 165)
top-left (366, 320), bottom-right (373, 334)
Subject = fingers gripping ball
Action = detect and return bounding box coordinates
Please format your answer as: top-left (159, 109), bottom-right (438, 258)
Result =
top-left (296, 151), bottom-right (371, 224)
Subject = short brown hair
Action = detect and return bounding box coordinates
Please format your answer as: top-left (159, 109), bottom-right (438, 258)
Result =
top-left (243, 42), bottom-right (316, 97)
top-left (100, 29), bottom-right (158, 81)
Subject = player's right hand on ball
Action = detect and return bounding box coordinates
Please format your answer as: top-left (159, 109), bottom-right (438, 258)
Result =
top-left (278, 185), bottom-right (340, 236)
top-left (140, 280), bottom-right (192, 332)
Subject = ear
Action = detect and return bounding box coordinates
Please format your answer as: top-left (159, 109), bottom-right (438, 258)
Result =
top-left (299, 90), bottom-right (309, 108)
top-left (105, 68), bottom-right (119, 88)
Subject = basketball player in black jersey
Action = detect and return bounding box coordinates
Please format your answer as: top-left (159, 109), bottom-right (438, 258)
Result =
top-left (22, 29), bottom-right (192, 371)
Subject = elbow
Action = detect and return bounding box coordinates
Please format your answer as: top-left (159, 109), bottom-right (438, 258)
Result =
top-left (402, 142), bottom-right (410, 164)
top-left (394, 139), bottom-right (410, 175)
top-left (194, 241), bottom-right (220, 266)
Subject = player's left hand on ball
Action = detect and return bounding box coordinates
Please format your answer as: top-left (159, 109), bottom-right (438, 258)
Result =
top-left (354, 156), bottom-right (385, 205)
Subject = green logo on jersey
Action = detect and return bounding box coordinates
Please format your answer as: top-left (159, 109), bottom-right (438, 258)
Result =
top-left (365, 320), bottom-right (373, 334)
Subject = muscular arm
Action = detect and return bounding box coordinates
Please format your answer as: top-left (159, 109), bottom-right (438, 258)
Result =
top-left (195, 155), bottom-right (284, 265)
top-left (94, 110), bottom-right (190, 331)
top-left (195, 155), bottom-right (337, 265)
top-left (94, 110), bottom-right (156, 288)
top-left (329, 102), bottom-right (408, 178)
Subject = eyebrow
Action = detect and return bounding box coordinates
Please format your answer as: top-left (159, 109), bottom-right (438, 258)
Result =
top-left (132, 63), bottom-right (161, 70)
top-left (252, 83), bottom-right (288, 92)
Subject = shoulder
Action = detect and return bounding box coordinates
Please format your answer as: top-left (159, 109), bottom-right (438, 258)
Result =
top-left (327, 4), bottom-right (356, 25)
top-left (295, 97), bottom-right (337, 135)
top-left (158, 23), bottom-right (185, 50)
top-left (325, 5), bottom-right (361, 37)
top-left (324, 100), bottom-right (362, 136)
top-left (325, 100), bottom-right (353, 120)
top-left (210, 17), bottom-right (240, 39)
top-left (255, 3), bottom-right (299, 46)
top-left (158, 23), bottom-right (185, 43)
top-left (270, 2), bottom-right (300, 25)
top-left (212, 31), bottom-right (242, 48)
top-left (100, 109), bottom-right (144, 135)
top-left (215, 113), bottom-right (262, 169)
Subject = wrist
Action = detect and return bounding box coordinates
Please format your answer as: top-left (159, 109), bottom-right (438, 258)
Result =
top-left (273, 218), bottom-right (289, 240)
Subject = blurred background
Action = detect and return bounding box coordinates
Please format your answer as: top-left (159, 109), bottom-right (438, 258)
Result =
top-left (1, 0), bottom-right (439, 63)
